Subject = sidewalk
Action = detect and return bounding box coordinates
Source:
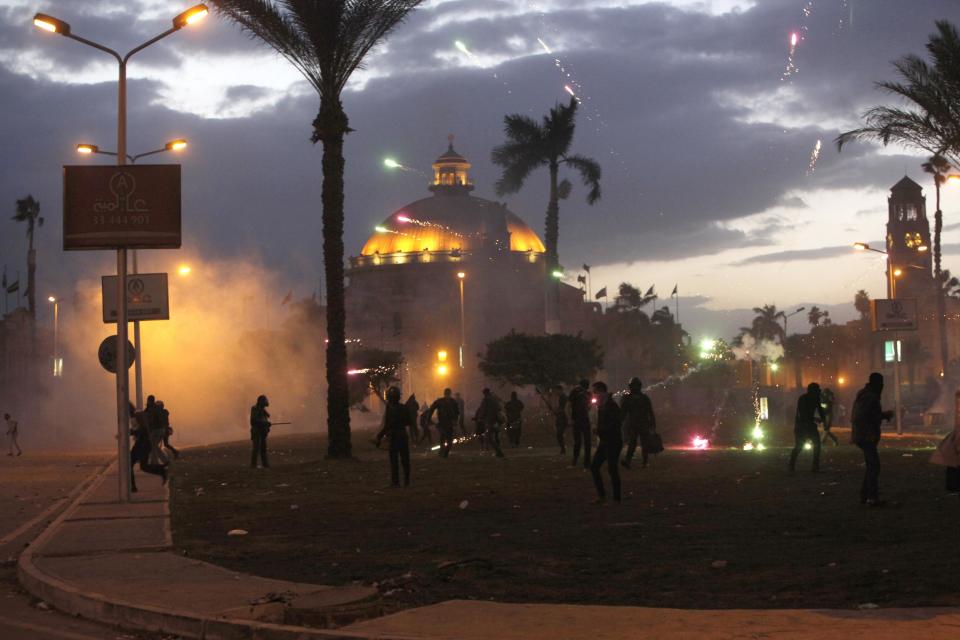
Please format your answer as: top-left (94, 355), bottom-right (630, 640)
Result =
top-left (17, 462), bottom-right (960, 640)
top-left (17, 463), bottom-right (381, 640)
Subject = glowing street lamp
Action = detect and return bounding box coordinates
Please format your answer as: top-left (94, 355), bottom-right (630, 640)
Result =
top-left (75, 137), bottom-right (189, 164)
top-left (178, 264), bottom-right (192, 276)
top-left (48, 296), bottom-right (61, 377)
top-left (34, 4), bottom-right (208, 501)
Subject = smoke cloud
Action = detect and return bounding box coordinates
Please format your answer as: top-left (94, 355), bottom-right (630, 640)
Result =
top-left (730, 334), bottom-right (784, 363)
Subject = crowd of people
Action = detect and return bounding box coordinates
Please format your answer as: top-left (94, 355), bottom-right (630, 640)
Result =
top-left (129, 394), bottom-right (180, 492)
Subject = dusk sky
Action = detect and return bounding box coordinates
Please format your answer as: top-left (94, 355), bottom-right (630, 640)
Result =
top-left (1, 0), bottom-right (958, 341)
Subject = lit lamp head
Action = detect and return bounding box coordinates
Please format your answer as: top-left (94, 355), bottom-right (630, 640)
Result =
top-left (76, 143), bottom-right (98, 154)
top-left (173, 4), bottom-right (209, 29)
top-left (47, 296), bottom-right (56, 303)
top-left (457, 271), bottom-right (466, 279)
top-left (770, 362), bottom-right (779, 372)
top-left (551, 270), bottom-right (564, 279)
top-left (917, 245), bottom-right (929, 252)
top-left (852, 242), bottom-right (868, 251)
top-left (165, 138), bottom-right (188, 152)
top-left (178, 264), bottom-right (191, 276)
top-left (33, 13), bottom-right (70, 35)
top-left (893, 268), bottom-right (903, 277)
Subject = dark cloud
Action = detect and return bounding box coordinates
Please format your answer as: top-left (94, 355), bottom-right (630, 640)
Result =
top-left (732, 245), bottom-right (860, 266)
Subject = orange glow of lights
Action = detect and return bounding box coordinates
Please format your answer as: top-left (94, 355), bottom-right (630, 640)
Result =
top-left (174, 5), bottom-right (209, 29)
top-left (33, 14), bottom-right (69, 35)
top-left (76, 144), bottom-right (97, 154)
top-left (48, 296), bottom-right (56, 303)
top-left (165, 138), bottom-right (187, 151)
top-left (437, 350), bottom-right (448, 362)
top-left (178, 265), bottom-right (192, 276)
top-left (436, 364), bottom-right (449, 376)
top-left (838, 377), bottom-right (846, 385)
top-left (893, 268), bottom-right (903, 277)
top-left (457, 272), bottom-right (466, 279)
top-left (853, 242), bottom-right (868, 251)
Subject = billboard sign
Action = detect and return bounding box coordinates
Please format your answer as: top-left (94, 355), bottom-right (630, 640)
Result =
top-left (871, 298), bottom-right (918, 332)
top-left (102, 273), bottom-right (170, 323)
top-left (64, 165), bottom-right (181, 250)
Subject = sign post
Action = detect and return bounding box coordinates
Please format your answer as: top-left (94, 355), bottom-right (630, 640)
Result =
top-left (101, 273), bottom-right (170, 322)
top-left (64, 163), bottom-right (181, 503)
top-left (872, 298), bottom-right (917, 435)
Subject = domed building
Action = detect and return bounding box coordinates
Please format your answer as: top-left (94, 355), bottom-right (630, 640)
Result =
top-left (347, 139), bottom-right (566, 395)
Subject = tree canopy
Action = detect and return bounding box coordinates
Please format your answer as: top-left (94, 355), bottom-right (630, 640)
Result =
top-left (478, 332), bottom-right (603, 392)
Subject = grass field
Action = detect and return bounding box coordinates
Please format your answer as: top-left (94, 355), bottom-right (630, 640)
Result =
top-left (169, 428), bottom-right (960, 612)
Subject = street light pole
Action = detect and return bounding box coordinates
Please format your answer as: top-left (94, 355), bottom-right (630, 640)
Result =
top-left (48, 296), bottom-right (59, 377)
top-left (457, 272), bottom-right (466, 368)
top-left (34, 4), bottom-right (208, 502)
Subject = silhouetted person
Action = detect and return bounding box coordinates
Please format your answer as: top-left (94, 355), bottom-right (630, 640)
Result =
top-left (454, 392), bottom-right (467, 435)
top-left (129, 403), bottom-right (166, 492)
top-left (250, 395), bottom-right (271, 469)
top-left (475, 388), bottom-right (504, 457)
top-left (504, 391), bottom-right (524, 447)
top-left (547, 385), bottom-right (568, 455)
top-left (144, 395), bottom-right (169, 465)
top-left (4, 413), bottom-right (21, 456)
top-left (821, 387), bottom-right (839, 446)
top-left (569, 379), bottom-right (592, 468)
top-left (429, 388), bottom-right (460, 458)
top-left (376, 386), bottom-right (413, 487)
top-left (157, 400), bottom-right (179, 460)
top-left (405, 394), bottom-right (420, 442)
top-left (851, 373), bottom-right (894, 506)
top-left (590, 382), bottom-right (623, 504)
top-left (418, 406), bottom-right (433, 446)
top-left (790, 383), bottom-right (826, 472)
top-left (620, 377), bottom-right (656, 469)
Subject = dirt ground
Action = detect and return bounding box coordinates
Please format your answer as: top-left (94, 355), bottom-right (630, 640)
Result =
top-left (169, 428), bottom-right (960, 612)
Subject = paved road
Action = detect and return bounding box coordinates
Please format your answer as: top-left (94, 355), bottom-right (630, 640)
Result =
top-left (0, 451), bottom-right (159, 640)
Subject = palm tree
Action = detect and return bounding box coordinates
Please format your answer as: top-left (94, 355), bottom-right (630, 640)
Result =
top-left (741, 304), bottom-right (786, 343)
top-left (807, 306), bottom-right (830, 328)
top-left (923, 154), bottom-right (954, 375)
top-left (12, 195), bottom-right (43, 321)
top-left (491, 98), bottom-right (601, 271)
top-left (213, 0), bottom-right (423, 458)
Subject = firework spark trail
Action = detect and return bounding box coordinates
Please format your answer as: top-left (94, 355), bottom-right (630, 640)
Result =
top-left (807, 138), bottom-right (822, 175)
top-left (454, 40), bottom-right (512, 96)
top-left (396, 214), bottom-right (469, 238)
top-left (781, 1), bottom-right (814, 81)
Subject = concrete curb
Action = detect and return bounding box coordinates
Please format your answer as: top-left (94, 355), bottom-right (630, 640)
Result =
top-left (16, 460), bottom-right (395, 640)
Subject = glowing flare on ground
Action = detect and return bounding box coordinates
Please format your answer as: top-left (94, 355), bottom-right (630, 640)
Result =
top-left (692, 436), bottom-right (709, 450)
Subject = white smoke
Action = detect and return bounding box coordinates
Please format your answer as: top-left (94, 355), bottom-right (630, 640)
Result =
top-left (730, 334), bottom-right (784, 362)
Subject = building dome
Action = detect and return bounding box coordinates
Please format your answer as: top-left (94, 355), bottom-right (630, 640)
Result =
top-left (359, 138), bottom-right (545, 258)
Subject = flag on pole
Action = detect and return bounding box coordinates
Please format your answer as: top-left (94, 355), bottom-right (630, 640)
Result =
top-left (5, 279), bottom-right (18, 294)
top-left (595, 286), bottom-right (607, 300)
top-left (644, 285), bottom-right (655, 296)
top-left (280, 290), bottom-right (293, 306)
top-left (582, 264), bottom-right (591, 273)
top-left (671, 284), bottom-right (678, 296)
top-left (576, 275), bottom-right (587, 284)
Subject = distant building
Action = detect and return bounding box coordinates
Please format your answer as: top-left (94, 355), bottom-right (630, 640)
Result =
top-left (345, 139), bottom-right (587, 399)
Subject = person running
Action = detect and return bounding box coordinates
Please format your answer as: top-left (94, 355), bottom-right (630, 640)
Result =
top-left (475, 388), bottom-right (505, 457)
top-left (129, 403), bottom-right (166, 492)
top-left (504, 391), bottom-right (524, 447)
top-left (143, 396), bottom-right (169, 466)
top-left (418, 406), bottom-right (434, 447)
top-left (250, 395), bottom-right (272, 469)
top-left (405, 394), bottom-right (420, 442)
top-left (429, 388), bottom-right (460, 458)
top-left (547, 385), bottom-right (568, 455)
top-left (454, 392), bottom-right (467, 435)
top-left (375, 386), bottom-right (413, 487)
top-left (790, 383), bottom-right (826, 473)
top-left (569, 380), bottom-right (592, 468)
top-left (590, 381), bottom-right (623, 504)
top-left (157, 400), bottom-right (180, 460)
top-left (4, 413), bottom-right (21, 456)
top-left (851, 373), bottom-right (894, 506)
top-left (821, 387), bottom-right (839, 446)
top-left (620, 377), bottom-right (656, 469)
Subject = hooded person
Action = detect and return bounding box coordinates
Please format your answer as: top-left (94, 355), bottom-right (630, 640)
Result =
top-left (851, 373), bottom-right (894, 506)
top-left (250, 395), bottom-right (272, 469)
top-left (375, 386), bottom-right (414, 487)
top-left (789, 383), bottom-right (826, 473)
top-left (620, 377), bottom-right (657, 469)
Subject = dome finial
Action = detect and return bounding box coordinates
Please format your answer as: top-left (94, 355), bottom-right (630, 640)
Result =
top-left (447, 133), bottom-right (455, 151)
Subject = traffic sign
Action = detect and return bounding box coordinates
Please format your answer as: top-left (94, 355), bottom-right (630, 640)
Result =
top-left (871, 298), bottom-right (918, 331)
top-left (98, 336), bottom-right (136, 374)
top-left (102, 273), bottom-right (169, 322)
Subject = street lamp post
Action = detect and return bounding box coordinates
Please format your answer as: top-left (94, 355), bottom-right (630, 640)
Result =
top-left (853, 241), bottom-right (926, 435)
top-left (47, 296), bottom-right (59, 377)
top-left (457, 272), bottom-right (466, 368)
top-left (782, 306), bottom-right (805, 340)
top-left (34, 4), bottom-right (208, 502)
top-left (76, 139), bottom-right (188, 410)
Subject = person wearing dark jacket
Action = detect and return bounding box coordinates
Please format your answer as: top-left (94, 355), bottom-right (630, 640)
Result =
top-left (474, 388), bottom-right (505, 457)
top-left (504, 391), bottom-right (524, 447)
top-left (620, 377), bottom-right (656, 469)
top-left (129, 403), bottom-right (166, 492)
top-left (376, 386), bottom-right (414, 486)
top-left (429, 388), bottom-right (460, 458)
top-left (250, 395), bottom-right (271, 469)
top-left (851, 373), bottom-right (894, 506)
top-left (789, 383), bottom-right (826, 472)
top-left (405, 394), bottom-right (420, 442)
top-left (590, 381), bottom-right (623, 504)
top-left (569, 380), bottom-right (593, 468)
top-left (547, 385), bottom-right (569, 455)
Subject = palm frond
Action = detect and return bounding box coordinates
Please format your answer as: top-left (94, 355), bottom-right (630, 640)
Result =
top-left (562, 154), bottom-right (602, 204)
top-left (491, 114), bottom-right (548, 196)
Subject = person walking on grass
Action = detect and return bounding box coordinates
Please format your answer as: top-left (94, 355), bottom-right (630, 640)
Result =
top-left (569, 379), bottom-right (593, 468)
top-left (375, 386), bottom-right (413, 487)
top-left (429, 388), bottom-right (460, 458)
top-left (790, 383), bottom-right (826, 473)
top-left (590, 381), bottom-right (623, 504)
top-left (475, 388), bottom-right (505, 457)
top-left (620, 377), bottom-right (656, 469)
top-left (851, 373), bottom-right (894, 507)
top-left (250, 394), bottom-right (272, 469)
top-left (505, 391), bottom-right (524, 447)
top-left (4, 413), bottom-right (21, 456)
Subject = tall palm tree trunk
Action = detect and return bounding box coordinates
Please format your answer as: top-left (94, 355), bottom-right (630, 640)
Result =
top-left (544, 162), bottom-right (560, 333)
top-left (318, 100), bottom-right (352, 459)
top-left (934, 181), bottom-right (949, 377)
